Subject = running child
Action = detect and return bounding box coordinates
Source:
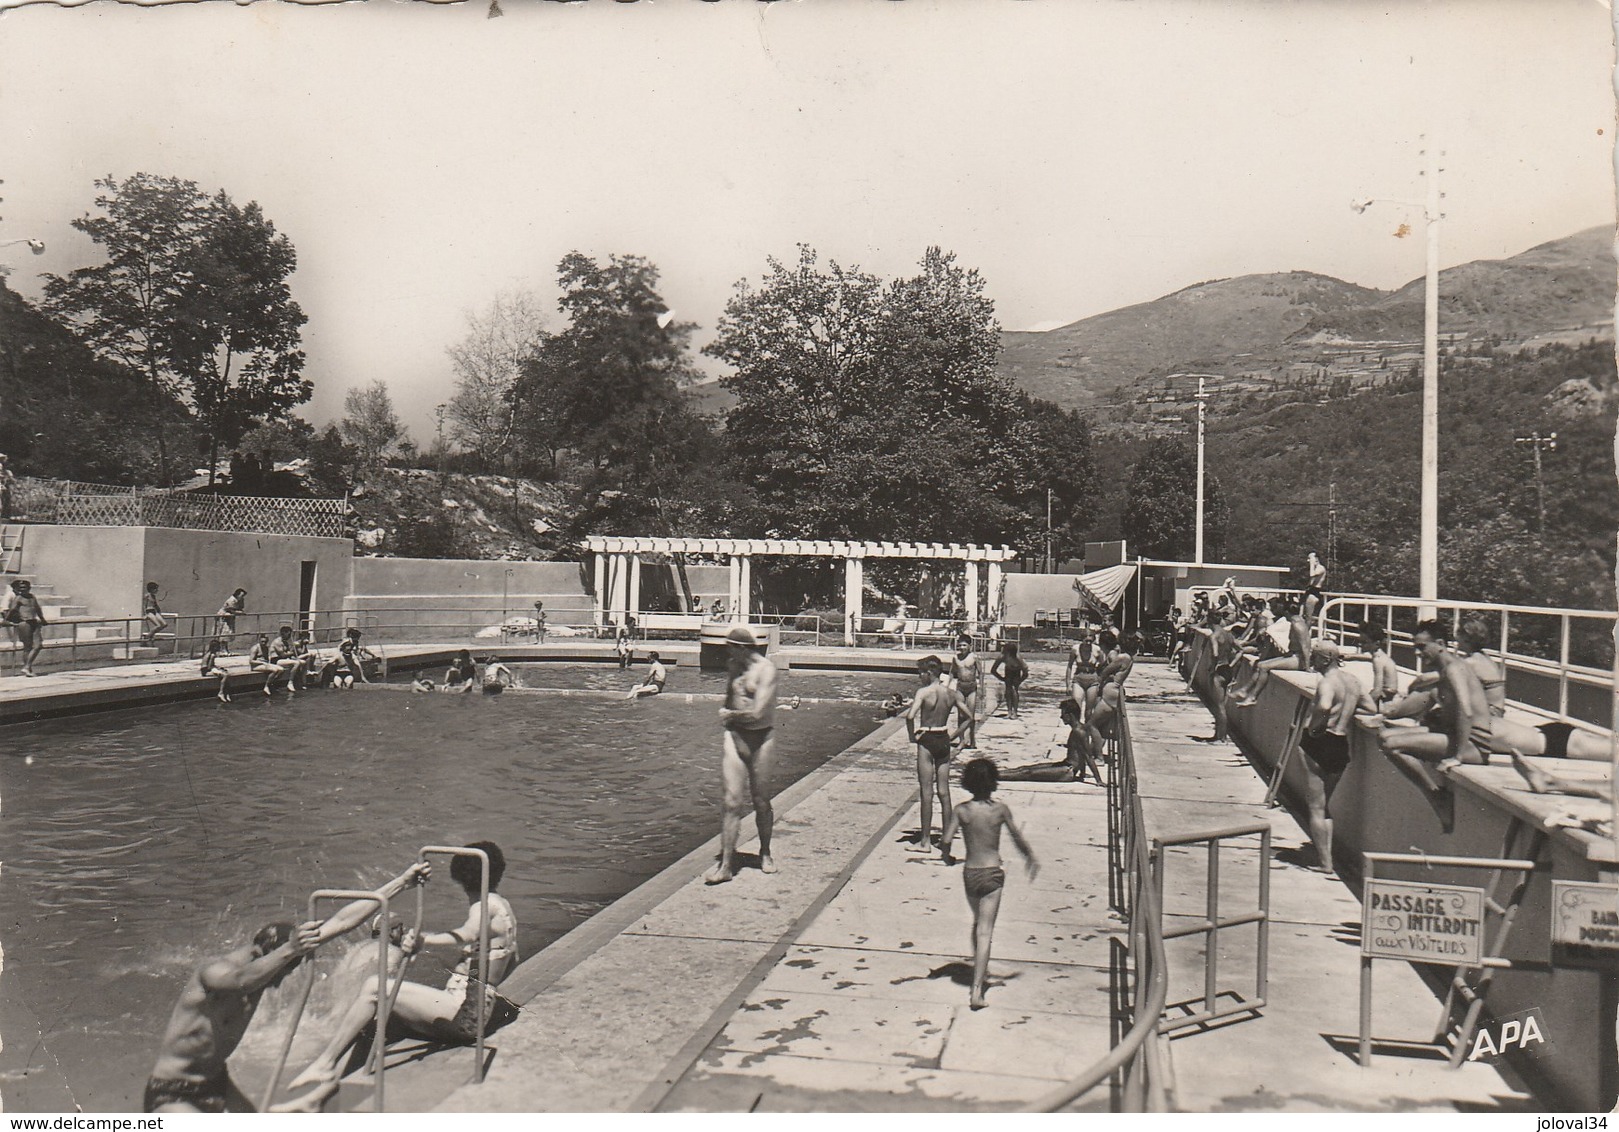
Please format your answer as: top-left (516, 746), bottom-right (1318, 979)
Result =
top-left (940, 758), bottom-right (1038, 1009)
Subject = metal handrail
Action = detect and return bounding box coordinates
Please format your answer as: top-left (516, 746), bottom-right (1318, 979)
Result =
top-left (1316, 594), bottom-right (1616, 726)
top-left (260, 890), bottom-right (393, 1113)
top-left (1026, 700), bottom-right (1171, 1112)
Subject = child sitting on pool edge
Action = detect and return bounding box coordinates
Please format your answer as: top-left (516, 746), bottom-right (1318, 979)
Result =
top-left (940, 758), bottom-right (1038, 1009)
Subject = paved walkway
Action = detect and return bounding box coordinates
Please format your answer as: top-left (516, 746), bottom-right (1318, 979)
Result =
top-left (437, 660), bottom-right (1120, 1113)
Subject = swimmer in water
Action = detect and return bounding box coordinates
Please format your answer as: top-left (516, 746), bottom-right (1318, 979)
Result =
top-left (482, 655), bottom-right (517, 694)
top-left (281, 845), bottom-right (518, 1110)
top-left (145, 862), bottom-right (429, 1113)
top-left (442, 650), bottom-right (477, 693)
top-left (411, 676), bottom-right (437, 693)
top-left (940, 759), bottom-right (1038, 1009)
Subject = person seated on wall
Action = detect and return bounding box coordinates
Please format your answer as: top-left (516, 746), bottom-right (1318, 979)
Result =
top-left (1356, 621), bottom-right (1401, 710)
top-left (248, 634), bottom-right (289, 697)
top-left (1228, 597), bottom-right (1309, 707)
top-left (628, 651), bottom-right (668, 699)
top-left (1367, 620), bottom-right (1491, 832)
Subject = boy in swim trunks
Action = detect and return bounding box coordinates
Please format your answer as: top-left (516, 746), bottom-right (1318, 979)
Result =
top-left (949, 635), bottom-right (981, 749)
top-left (905, 655), bottom-right (974, 850)
top-left (1298, 642), bottom-right (1362, 876)
top-left (940, 758), bottom-right (1038, 1009)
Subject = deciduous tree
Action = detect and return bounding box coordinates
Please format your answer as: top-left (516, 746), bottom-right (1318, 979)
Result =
top-left (446, 288), bottom-right (546, 469)
top-left (340, 381), bottom-right (405, 473)
top-left (44, 174), bottom-right (309, 484)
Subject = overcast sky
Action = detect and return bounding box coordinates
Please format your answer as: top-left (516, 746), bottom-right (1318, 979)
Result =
top-left (0, 0), bottom-right (1613, 440)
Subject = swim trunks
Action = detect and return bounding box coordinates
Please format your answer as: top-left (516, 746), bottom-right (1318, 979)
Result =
top-left (1538, 721), bottom-right (1575, 759)
top-left (1300, 730), bottom-right (1351, 775)
top-left (1213, 663), bottom-right (1235, 683)
top-left (482, 682), bottom-right (505, 695)
top-left (917, 730), bottom-right (952, 761)
top-left (962, 866), bottom-right (1006, 900)
top-left (143, 1073), bottom-right (229, 1113)
top-left (441, 984), bottom-right (520, 1044)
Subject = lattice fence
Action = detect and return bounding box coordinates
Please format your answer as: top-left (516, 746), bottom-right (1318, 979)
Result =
top-left (12, 477), bottom-right (349, 539)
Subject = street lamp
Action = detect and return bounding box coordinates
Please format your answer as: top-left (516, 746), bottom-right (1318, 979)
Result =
top-left (1353, 143), bottom-right (1443, 612)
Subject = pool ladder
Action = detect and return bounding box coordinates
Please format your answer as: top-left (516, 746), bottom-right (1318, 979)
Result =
top-left (258, 845), bottom-right (494, 1113)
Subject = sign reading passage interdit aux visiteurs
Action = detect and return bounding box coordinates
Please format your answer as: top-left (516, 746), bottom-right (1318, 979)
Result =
top-left (1361, 878), bottom-right (1485, 966)
top-left (1550, 879), bottom-right (1619, 949)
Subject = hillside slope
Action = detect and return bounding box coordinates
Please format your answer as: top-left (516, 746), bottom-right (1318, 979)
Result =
top-left (999, 226), bottom-right (1614, 411)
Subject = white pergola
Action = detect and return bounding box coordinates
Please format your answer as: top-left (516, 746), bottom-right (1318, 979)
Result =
top-left (581, 536), bottom-right (1018, 645)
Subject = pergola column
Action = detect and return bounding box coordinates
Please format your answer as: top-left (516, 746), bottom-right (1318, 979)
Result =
top-left (964, 560), bottom-right (980, 635)
top-left (628, 555), bottom-right (642, 623)
top-left (592, 552), bottom-right (606, 627)
top-left (608, 554), bottom-right (628, 626)
top-left (738, 556), bottom-right (752, 620)
top-left (843, 556), bottom-right (864, 646)
top-left (727, 556), bottom-right (742, 619)
top-left (986, 561), bottom-right (1004, 631)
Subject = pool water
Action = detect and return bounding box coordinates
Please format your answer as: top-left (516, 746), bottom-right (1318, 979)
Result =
top-left (0, 668), bottom-right (909, 1111)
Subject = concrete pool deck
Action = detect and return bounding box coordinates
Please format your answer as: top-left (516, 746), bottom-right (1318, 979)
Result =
top-left (417, 662), bottom-right (1523, 1113)
top-left (2, 654), bottom-right (1533, 1112)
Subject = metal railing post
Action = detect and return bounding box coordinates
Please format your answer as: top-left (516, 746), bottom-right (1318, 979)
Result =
top-left (1204, 839), bottom-right (1220, 1018)
top-left (1560, 614), bottom-right (1571, 717)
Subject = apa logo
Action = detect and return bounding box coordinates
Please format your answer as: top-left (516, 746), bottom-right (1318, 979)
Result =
top-left (1468, 1007), bottom-right (1549, 1062)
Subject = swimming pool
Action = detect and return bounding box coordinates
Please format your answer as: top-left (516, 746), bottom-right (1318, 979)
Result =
top-left (0, 667), bottom-right (910, 1111)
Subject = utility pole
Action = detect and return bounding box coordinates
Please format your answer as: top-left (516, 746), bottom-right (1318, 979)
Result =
top-left (1352, 140), bottom-right (1443, 613)
top-left (1514, 431), bottom-right (1558, 534)
top-left (1328, 481), bottom-right (1338, 575)
top-left (1194, 375), bottom-right (1207, 564)
top-left (1046, 487), bottom-right (1054, 573)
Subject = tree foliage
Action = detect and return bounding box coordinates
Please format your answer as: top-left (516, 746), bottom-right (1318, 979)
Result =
top-left (709, 245), bottom-right (1098, 556)
top-left (508, 252), bottom-right (728, 538)
top-left (446, 288), bottom-right (546, 468)
top-left (43, 174), bottom-right (309, 483)
top-left (340, 380), bottom-right (405, 472)
top-left (1120, 437), bottom-right (1228, 560)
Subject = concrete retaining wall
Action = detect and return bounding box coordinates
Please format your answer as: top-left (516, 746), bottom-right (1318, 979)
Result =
top-left (1184, 630), bottom-right (1619, 1111)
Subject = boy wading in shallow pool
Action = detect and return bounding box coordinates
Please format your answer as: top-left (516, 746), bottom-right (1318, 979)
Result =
top-left (941, 758), bottom-right (1038, 1009)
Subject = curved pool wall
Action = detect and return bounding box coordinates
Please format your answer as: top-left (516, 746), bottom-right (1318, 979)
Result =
top-left (1184, 630), bottom-right (1618, 1111)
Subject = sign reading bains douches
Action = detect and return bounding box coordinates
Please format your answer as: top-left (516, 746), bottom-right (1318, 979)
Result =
top-left (1362, 879), bottom-right (1484, 966)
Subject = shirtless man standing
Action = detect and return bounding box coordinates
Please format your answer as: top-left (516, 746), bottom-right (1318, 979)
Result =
top-left (905, 655), bottom-right (974, 848)
top-left (1298, 642), bottom-right (1362, 876)
top-left (1205, 611), bottom-right (1240, 743)
top-left (144, 862), bottom-right (429, 1112)
top-left (707, 626), bottom-right (779, 884)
